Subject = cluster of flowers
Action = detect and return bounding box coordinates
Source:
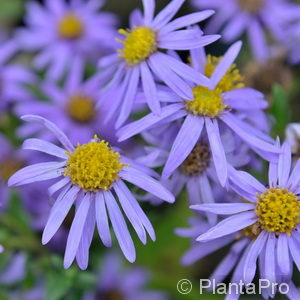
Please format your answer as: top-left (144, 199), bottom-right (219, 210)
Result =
top-left (1, 0), bottom-right (300, 299)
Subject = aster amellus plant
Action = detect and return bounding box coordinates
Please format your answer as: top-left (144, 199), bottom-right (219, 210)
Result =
top-left (118, 41), bottom-right (279, 186)
top-left (98, 0), bottom-right (220, 127)
top-left (192, 142), bottom-right (300, 294)
top-left (8, 115), bottom-right (174, 269)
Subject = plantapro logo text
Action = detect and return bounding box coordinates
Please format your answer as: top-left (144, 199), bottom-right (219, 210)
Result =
top-left (199, 279), bottom-right (289, 295)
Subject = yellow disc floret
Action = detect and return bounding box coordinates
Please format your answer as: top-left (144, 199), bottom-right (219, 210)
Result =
top-left (58, 13), bottom-right (84, 39)
top-left (256, 188), bottom-right (300, 234)
top-left (67, 94), bottom-right (95, 123)
top-left (186, 86), bottom-right (227, 118)
top-left (64, 137), bottom-right (126, 191)
top-left (205, 55), bottom-right (245, 93)
top-left (118, 26), bottom-right (157, 66)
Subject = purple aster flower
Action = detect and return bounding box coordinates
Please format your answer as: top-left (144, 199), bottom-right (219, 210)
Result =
top-left (97, 0), bottom-right (220, 127)
top-left (8, 115), bottom-right (174, 269)
top-left (192, 0), bottom-right (300, 61)
top-left (176, 217), bottom-right (300, 299)
top-left (191, 141), bottom-right (300, 297)
top-left (83, 252), bottom-right (168, 300)
top-left (15, 59), bottom-right (122, 145)
top-left (118, 42), bottom-right (279, 186)
top-left (17, 0), bottom-right (118, 80)
top-left (0, 40), bottom-right (35, 114)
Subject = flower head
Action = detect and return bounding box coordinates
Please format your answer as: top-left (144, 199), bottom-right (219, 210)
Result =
top-left (191, 142), bottom-right (300, 290)
top-left (97, 0), bottom-right (220, 127)
top-left (118, 42), bottom-right (278, 186)
top-left (17, 0), bottom-right (117, 80)
top-left (8, 115), bottom-right (174, 269)
top-left (15, 59), bottom-right (121, 145)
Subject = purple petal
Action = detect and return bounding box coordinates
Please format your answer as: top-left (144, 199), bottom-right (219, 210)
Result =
top-left (64, 193), bottom-right (91, 269)
top-left (76, 200), bottom-right (95, 270)
top-left (140, 61), bottom-right (160, 114)
top-left (196, 211), bottom-right (257, 242)
top-left (278, 142), bottom-right (291, 188)
top-left (228, 166), bottom-right (266, 195)
top-left (191, 203), bottom-right (255, 215)
top-left (159, 11), bottom-right (215, 33)
top-left (117, 104), bottom-right (185, 142)
top-left (48, 177), bottom-right (70, 197)
top-left (287, 235), bottom-right (300, 271)
top-left (8, 162), bottom-right (65, 187)
top-left (163, 114), bottom-right (204, 178)
top-left (159, 32), bottom-right (220, 50)
top-left (247, 19), bottom-right (268, 62)
top-left (42, 184), bottom-right (79, 244)
top-left (210, 41), bottom-right (242, 89)
top-left (21, 115), bottom-right (74, 151)
top-left (116, 67), bottom-right (140, 128)
top-left (264, 233), bottom-right (276, 284)
top-left (205, 118), bottom-right (228, 186)
top-left (155, 52), bottom-right (210, 87)
top-left (152, 0), bottom-right (185, 29)
top-left (113, 181), bottom-right (147, 244)
top-left (209, 238), bottom-right (248, 283)
top-left (182, 235), bottom-right (234, 266)
top-left (22, 138), bottom-right (68, 159)
top-left (104, 190), bottom-right (136, 263)
top-left (142, 0), bottom-right (155, 25)
top-left (121, 166), bottom-right (174, 203)
top-left (221, 113), bottom-right (280, 156)
top-left (277, 233), bottom-right (291, 277)
top-left (149, 53), bottom-right (193, 99)
top-left (95, 192), bottom-right (112, 247)
top-left (243, 230), bottom-right (268, 283)
top-left (223, 88), bottom-right (268, 110)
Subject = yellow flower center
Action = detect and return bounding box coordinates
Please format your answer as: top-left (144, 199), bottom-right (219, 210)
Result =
top-left (238, 0), bottom-right (263, 14)
top-left (118, 26), bottom-right (157, 66)
top-left (64, 137), bottom-right (126, 191)
top-left (180, 143), bottom-right (211, 176)
top-left (185, 86), bottom-right (227, 118)
top-left (58, 13), bottom-right (84, 39)
top-left (67, 94), bottom-right (95, 123)
top-left (256, 188), bottom-right (300, 234)
top-left (0, 158), bottom-right (24, 183)
top-left (205, 55), bottom-right (245, 93)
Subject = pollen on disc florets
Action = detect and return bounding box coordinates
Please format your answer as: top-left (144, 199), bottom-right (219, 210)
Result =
top-left (256, 188), bottom-right (300, 234)
top-left (58, 13), bottom-right (84, 39)
top-left (118, 26), bottom-right (157, 66)
top-left (64, 137), bottom-right (126, 191)
top-left (180, 143), bottom-right (211, 176)
top-left (205, 55), bottom-right (245, 93)
top-left (238, 0), bottom-right (264, 14)
top-left (185, 86), bottom-right (227, 118)
top-left (67, 94), bottom-right (95, 123)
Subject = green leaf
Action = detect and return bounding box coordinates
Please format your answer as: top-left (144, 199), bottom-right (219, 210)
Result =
top-left (45, 271), bottom-right (73, 300)
top-left (270, 84), bottom-right (290, 138)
